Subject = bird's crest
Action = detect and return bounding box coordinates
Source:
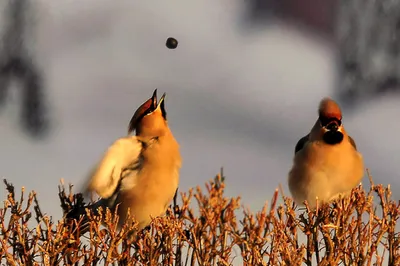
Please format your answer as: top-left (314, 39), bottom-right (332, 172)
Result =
top-left (318, 98), bottom-right (342, 121)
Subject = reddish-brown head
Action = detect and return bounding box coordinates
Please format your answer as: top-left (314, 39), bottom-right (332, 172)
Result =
top-left (128, 89), bottom-right (168, 136)
top-left (317, 97), bottom-right (344, 144)
top-left (318, 97), bottom-right (342, 126)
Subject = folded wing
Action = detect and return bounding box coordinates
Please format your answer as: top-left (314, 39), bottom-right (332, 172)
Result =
top-left (294, 134), bottom-right (310, 154)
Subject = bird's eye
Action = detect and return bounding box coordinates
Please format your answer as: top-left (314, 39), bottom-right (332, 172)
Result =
top-left (319, 117), bottom-right (330, 127)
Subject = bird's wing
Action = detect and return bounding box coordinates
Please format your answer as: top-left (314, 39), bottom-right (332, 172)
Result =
top-left (86, 136), bottom-right (144, 199)
top-left (348, 135), bottom-right (357, 150)
top-left (294, 134), bottom-right (310, 154)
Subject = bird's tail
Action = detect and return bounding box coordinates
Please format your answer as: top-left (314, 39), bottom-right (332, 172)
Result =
top-left (65, 199), bottom-right (109, 236)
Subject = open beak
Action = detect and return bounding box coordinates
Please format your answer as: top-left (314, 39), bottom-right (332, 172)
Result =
top-left (151, 89), bottom-right (158, 109)
top-left (128, 89), bottom-right (160, 134)
top-left (157, 92), bottom-right (167, 119)
top-left (157, 92), bottom-right (166, 108)
top-left (150, 89), bottom-right (166, 112)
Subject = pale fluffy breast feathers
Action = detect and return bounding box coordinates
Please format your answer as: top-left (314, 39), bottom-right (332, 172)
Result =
top-left (86, 135), bottom-right (181, 200)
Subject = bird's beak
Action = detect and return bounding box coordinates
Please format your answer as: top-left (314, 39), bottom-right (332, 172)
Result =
top-left (157, 92), bottom-right (167, 119)
top-left (322, 120), bottom-right (342, 133)
top-left (157, 93), bottom-right (166, 108)
top-left (151, 89), bottom-right (158, 109)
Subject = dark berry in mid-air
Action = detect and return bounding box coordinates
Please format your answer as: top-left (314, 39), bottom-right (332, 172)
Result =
top-left (166, 37), bottom-right (178, 49)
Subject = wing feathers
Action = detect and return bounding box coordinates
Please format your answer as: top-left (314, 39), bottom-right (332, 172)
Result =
top-left (348, 135), bottom-right (357, 150)
top-left (294, 134), bottom-right (309, 154)
top-left (86, 137), bottom-right (144, 199)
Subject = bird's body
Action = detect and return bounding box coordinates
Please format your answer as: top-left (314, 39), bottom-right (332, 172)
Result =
top-left (288, 98), bottom-right (364, 209)
top-left (113, 133), bottom-right (180, 230)
top-left (68, 89), bottom-right (181, 233)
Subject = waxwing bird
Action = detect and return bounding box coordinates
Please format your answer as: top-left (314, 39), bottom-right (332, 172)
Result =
top-left (67, 89), bottom-right (181, 235)
top-left (288, 97), bottom-right (364, 209)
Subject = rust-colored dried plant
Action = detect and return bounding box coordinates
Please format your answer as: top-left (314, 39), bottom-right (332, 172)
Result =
top-left (1, 170), bottom-right (399, 265)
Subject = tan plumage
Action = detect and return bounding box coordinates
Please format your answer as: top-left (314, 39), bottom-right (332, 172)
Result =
top-left (288, 98), bottom-right (364, 209)
top-left (68, 89), bottom-right (181, 233)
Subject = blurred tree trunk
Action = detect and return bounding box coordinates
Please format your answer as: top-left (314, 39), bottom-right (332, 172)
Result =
top-left (0, 0), bottom-right (49, 138)
top-left (245, 0), bottom-right (336, 38)
top-left (336, 0), bottom-right (400, 103)
top-left (246, 0), bottom-right (400, 104)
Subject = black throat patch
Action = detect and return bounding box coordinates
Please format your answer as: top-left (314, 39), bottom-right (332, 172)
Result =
top-left (323, 131), bottom-right (344, 145)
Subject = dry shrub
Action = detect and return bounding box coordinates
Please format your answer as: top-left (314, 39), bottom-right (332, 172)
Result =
top-left (0, 170), bottom-right (399, 265)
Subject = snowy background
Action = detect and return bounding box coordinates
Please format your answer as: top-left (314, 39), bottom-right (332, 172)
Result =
top-left (0, 0), bottom-right (399, 226)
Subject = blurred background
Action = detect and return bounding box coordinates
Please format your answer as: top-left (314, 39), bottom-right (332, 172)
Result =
top-left (0, 0), bottom-right (399, 222)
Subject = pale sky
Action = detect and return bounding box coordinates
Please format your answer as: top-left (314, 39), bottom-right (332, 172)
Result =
top-left (0, 0), bottom-right (399, 230)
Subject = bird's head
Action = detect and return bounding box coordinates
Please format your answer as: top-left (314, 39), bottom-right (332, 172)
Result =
top-left (128, 89), bottom-right (168, 137)
top-left (317, 97), bottom-right (344, 145)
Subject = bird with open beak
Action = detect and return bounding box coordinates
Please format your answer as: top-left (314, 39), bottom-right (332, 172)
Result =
top-left (67, 89), bottom-right (181, 236)
top-left (288, 98), bottom-right (364, 209)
